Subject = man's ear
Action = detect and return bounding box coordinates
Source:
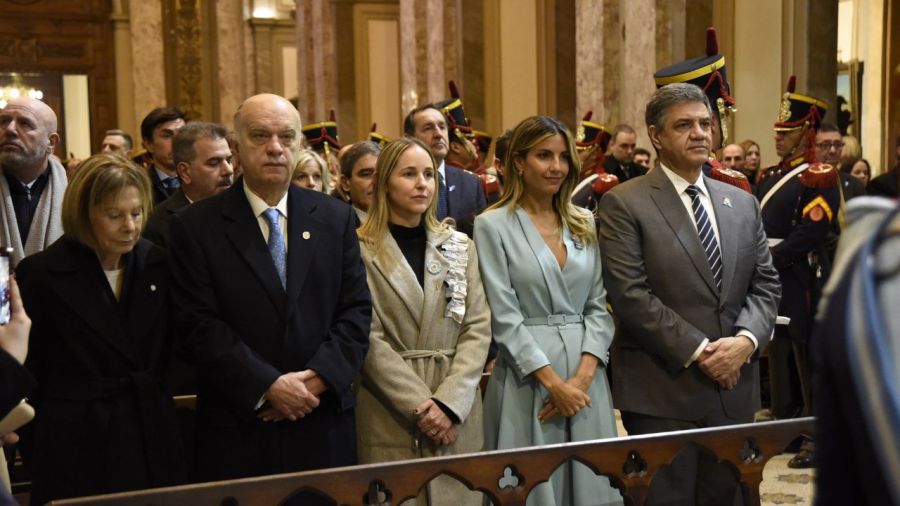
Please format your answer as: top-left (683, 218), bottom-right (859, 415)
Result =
top-left (176, 162), bottom-right (191, 184)
top-left (648, 125), bottom-right (662, 151)
top-left (340, 175), bottom-right (351, 193)
top-left (142, 138), bottom-right (152, 153)
top-left (47, 132), bottom-right (60, 155)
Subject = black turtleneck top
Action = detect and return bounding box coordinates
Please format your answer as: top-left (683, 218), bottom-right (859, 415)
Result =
top-left (389, 222), bottom-right (426, 288)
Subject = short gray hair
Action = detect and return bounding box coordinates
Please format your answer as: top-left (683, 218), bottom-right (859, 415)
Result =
top-left (645, 83), bottom-right (712, 133)
top-left (340, 141), bottom-right (381, 179)
top-left (173, 122), bottom-right (227, 166)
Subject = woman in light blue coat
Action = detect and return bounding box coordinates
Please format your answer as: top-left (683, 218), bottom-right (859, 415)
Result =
top-left (474, 116), bottom-right (622, 506)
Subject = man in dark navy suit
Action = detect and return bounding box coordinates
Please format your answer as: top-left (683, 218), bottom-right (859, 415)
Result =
top-left (140, 107), bottom-right (187, 205)
top-left (168, 94), bottom-right (371, 503)
top-left (404, 104), bottom-right (486, 237)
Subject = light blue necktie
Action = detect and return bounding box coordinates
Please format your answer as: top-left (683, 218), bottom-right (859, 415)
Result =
top-left (262, 208), bottom-right (286, 288)
top-left (685, 185), bottom-right (722, 291)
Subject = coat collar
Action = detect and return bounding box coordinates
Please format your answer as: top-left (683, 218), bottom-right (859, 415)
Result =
top-left (646, 167), bottom-right (719, 296)
top-left (706, 181), bottom-right (738, 297)
top-left (221, 180), bottom-right (322, 318)
top-left (367, 227), bottom-right (454, 345)
top-left (222, 180), bottom-right (286, 313)
top-left (45, 238), bottom-right (166, 366)
top-left (513, 206), bottom-right (572, 312)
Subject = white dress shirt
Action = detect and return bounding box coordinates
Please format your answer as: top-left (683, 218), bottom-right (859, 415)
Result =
top-left (243, 180), bottom-right (289, 252)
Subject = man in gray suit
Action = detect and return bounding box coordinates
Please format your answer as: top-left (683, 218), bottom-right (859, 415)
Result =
top-left (598, 83), bottom-right (780, 505)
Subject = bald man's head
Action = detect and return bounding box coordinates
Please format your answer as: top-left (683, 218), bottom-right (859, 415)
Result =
top-left (233, 94), bottom-right (303, 203)
top-left (720, 143), bottom-right (745, 170)
top-left (0, 97), bottom-right (60, 182)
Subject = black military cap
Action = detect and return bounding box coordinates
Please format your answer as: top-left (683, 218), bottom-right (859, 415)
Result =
top-left (773, 75), bottom-right (828, 132)
top-left (654, 27), bottom-right (736, 145)
top-left (434, 80), bottom-right (473, 141)
top-left (368, 123), bottom-right (390, 148)
top-left (302, 110), bottom-right (342, 152)
top-left (575, 111), bottom-right (611, 153)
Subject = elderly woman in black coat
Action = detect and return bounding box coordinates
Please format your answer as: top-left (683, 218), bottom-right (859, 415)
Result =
top-left (17, 154), bottom-right (185, 504)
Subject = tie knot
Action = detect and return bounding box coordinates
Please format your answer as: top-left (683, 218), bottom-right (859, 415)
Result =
top-left (262, 208), bottom-right (280, 225)
top-left (685, 185), bottom-right (700, 198)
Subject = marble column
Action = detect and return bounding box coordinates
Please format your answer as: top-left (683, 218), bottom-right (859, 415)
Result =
top-left (216, 0), bottom-right (247, 125)
top-left (399, 0), bottom-right (419, 115)
top-left (619, 0), bottom-right (657, 148)
top-left (129, 0), bottom-right (166, 133)
top-left (111, 0), bottom-right (136, 136)
top-left (574, 0), bottom-right (658, 147)
top-left (295, 0), bottom-right (338, 124)
top-left (575, 0), bottom-right (604, 122)
top-left (398, 0), bottom-right (462, 114)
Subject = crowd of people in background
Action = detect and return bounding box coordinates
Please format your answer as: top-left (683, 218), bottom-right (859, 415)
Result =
top-left (1, 25), bottom-right (899, 506)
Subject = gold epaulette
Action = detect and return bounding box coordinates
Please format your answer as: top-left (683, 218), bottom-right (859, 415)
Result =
top-left (798, 163), bottom-right (839, 189)
top-left (710, 166), bottom-right (751, 193)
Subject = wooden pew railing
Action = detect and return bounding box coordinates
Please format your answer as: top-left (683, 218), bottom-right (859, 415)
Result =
top-left (52, 417), bottom-right (814, 506)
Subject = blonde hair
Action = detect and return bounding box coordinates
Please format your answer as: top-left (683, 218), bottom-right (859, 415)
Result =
top-left (358, 137), bottom-right (449, 252)
top-left (293, 149), bottom-right (331, 194)
top-left (62, 154), bottom-right (153, 251)
top-left (841, 135), bottom-right (862, 164)
top-left (491, 116), bottom-right (596, 245)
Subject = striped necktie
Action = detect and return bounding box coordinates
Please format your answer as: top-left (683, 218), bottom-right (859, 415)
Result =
top-left (685, 185), bottom-right (722, 291)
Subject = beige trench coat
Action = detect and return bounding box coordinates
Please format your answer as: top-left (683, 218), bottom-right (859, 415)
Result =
top-left (357, 228), bottom-right (491, 506)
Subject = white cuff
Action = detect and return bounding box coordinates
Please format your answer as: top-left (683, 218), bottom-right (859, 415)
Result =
top-left (736, 329), bottom-right (758, 363)
top-left (684, 338), bottom-right (710, 368)
top-left (254, 394), bottom-right (267, 411)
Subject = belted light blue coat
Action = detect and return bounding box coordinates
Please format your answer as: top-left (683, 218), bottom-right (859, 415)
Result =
top-left (475, 206), bottom-right (622, 506)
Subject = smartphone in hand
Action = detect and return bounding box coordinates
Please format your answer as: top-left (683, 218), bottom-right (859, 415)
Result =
top-left (0, 247), bottom-right (12, 325)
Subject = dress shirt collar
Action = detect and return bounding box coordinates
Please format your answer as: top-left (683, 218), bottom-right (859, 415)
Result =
top-left (438, 160), bottom-right (446, 180)
top-left (153, 165), bottom-right (176, 182)
top-left (659, 163), bottom-right (710, 198)
top-left (243, 180), bottom-right (288, 218)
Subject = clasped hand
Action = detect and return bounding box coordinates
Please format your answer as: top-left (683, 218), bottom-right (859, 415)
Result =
top-left (698, 336), bottom-right (754, 390)
top-left (415, 399), bottom-right (456, 447)
top-left (537, 375), bottom-right (592, 423)
top-left (258, 369), bottom-right (325, 422)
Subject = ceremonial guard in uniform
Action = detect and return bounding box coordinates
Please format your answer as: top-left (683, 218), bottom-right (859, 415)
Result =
top-left (757, 76), bottom-right (841, 468)
top-left (571, 111), bottom-right (618, 215)
top-left (436, 81), bottom-right (501, 204)
top-left (653, 27), bottom-right (751, 193)
top-left (302, 110), bottom-right (343, 192)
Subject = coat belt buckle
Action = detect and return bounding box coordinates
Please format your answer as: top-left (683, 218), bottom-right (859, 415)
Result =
top-left (547, 314), bottom-right (566, 326)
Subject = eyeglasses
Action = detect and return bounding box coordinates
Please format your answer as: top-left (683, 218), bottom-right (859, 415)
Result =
top-left (816, 142), bottom-right (844, 150)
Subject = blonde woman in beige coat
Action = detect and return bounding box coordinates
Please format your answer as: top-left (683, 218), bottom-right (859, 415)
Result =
top-left (357, 137), bottom-right (491, 506)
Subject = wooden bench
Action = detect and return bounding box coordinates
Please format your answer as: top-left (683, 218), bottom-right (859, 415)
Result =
top-left (52, 417), bottom-right (814, 506)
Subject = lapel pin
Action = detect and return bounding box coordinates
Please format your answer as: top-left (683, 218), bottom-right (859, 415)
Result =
top-left (723, 197), bottom-right (733, 208)
top-left (427, 260), bottom-right (441, 275)
top-left (150, 284), bottom-right (157, 292)
top-left (449, 185), bottom-right (456, 192)
top-left (573, 239), bottom-right (584, 250)
top-left (302, 231), bottom-right (311, 240)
